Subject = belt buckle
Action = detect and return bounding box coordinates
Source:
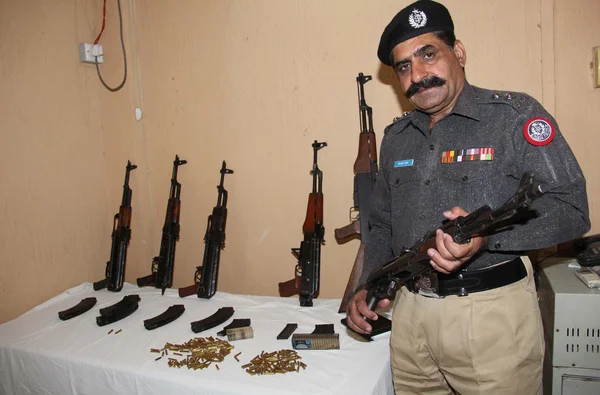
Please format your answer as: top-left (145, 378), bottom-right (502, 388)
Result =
top-left (413, 273), bottom-right (444, 299)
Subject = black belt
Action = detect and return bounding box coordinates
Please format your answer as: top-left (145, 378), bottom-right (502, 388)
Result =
top-left (410, 257), bottom-right (527, 297)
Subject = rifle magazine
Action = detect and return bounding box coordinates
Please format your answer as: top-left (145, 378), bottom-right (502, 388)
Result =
top-left (96, 295), bottom-right (140, 327)
top-left (143, 304), bottom-right (185, 330)
top-left (190, 307), bottom-right (234, 334)
top-left (58, 297), bottom-right (97, 321)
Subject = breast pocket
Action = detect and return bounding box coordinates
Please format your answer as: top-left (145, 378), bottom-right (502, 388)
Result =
top-left (440, 160), bottom-right (496, 184)
top-left (389, 166), bottom-right (418, 189)
top-left (388, 165), bottom-right (421, 215)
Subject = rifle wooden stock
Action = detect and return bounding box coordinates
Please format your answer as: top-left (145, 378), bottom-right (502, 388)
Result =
top-left (353, 132), bottom-right (377, 174)
top-left (178, 283), bottom-right (199, 298)
top-left (302, 193), bottom-right (323, 233)
top-left (334, 220), bottom-right (360, 243)
top-left (338, 243), bottom-right (366, 313)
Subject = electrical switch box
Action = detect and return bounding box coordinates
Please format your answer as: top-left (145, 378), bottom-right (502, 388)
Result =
top-left (79, 43), bottom-right (104, 64)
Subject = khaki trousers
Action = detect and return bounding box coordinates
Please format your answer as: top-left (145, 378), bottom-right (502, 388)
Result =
top-left (389, 257), bottom-right (544, 395)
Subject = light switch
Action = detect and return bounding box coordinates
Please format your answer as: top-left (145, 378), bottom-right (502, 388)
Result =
top-left (594, 46), bottom-right (600, 88)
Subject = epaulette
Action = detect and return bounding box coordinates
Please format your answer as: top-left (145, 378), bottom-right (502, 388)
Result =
top-left (478, 89), bottom-right (533, 113)
top-left (384, 111), bottom-right (412, 134)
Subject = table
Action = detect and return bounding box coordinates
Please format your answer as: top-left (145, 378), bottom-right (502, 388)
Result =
top-left (0, 282), bottom-right (393, 395)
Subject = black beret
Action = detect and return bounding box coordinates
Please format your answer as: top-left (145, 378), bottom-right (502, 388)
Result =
top-left (377, 0), bottom-right (454, 66)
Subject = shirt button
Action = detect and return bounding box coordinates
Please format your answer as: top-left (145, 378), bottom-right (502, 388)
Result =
top-left (395, 179), bottom-right (400, 185)
top-left (494, 241), bottom-right (502, 249)
top-left (419, 214), bottom-right (426, 220)
top-left (429, 144), bottom-right (435, 151)
top-left (424, 180), bottom-right (430, 185)
top-left (462, 175), bottom-right (469, 182)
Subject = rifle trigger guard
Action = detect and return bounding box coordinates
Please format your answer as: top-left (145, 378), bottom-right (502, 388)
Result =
top-left (349, 207), bottom-right (359, 222)
top-left (194, 266), bottom-right (202, 283)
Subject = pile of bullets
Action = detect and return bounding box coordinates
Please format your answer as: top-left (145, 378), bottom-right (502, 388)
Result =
top-left (151, 336), bottom-right (235, 370)
top-left (241, 349), bottom-right (306, 375)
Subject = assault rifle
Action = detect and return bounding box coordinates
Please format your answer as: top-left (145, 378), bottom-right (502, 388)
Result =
top-left (178, 161), bottom-right (233, 299)
top-left (94, 161), bottom-right (137, 292)
top-left (361, 173), bottom-right (544, 317)
top-left (137, 155), bottom-right (187, 295)
top-left (279, 140), bottom-right (327, 307)
top-left (335, 72), bottom-right (379, 313)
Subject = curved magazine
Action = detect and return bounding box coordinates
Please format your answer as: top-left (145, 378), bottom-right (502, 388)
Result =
top-left (190, 307), bottom-right (234, 334)
top-left (144, 304), bottom-right (185, 330)
top-left (96, 295), bottom-right (141, 327)
top-left (58, 297), bottom-right (97, 321)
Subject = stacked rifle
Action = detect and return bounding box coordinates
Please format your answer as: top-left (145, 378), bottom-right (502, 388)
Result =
top-left (179, 161), bottom-right (234, 299)
top-left (137, 155), bottom-right (187, 295)
top-left (335, 73), bottom-right (379, 313)
top-left (278, 140), bottom-right (327, 307)
top-left (93, 161), bottom-right (137, 292)
top-left (86, 157), bottom-right (234, 329)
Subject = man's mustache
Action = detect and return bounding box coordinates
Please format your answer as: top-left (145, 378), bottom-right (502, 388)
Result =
top-left (406, 76), bottom-right (446, 98)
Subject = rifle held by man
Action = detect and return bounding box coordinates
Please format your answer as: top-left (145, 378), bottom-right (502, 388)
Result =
top-left (137, 155), bottom-right (187, 295)
top-left (360, 173), bottom-right (544, 322)
top-left (279, 140), bottom-right (327, 307)
top-left (178, 161), bottom-right (233, 299)
top-left (336, 72), bottom-right (379, 312)
top-left (94, 161), bottom-right (137, 292)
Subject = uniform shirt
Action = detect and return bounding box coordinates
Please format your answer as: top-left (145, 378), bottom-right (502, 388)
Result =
top-left (361, 82), bottom-right (590, 284)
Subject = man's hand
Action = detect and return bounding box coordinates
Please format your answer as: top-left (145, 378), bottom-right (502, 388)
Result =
top-left (345, 289), bottom-right (391, 334)
top-left (426, 207), bottom-right (488, 274)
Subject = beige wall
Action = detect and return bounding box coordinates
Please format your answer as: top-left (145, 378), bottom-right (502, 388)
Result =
top-left (554, 0), bottom-right (600, 226)
top-left (0, 0), bottom-right (109, 322)
top-left (1, 0), bottom-right (599, 323)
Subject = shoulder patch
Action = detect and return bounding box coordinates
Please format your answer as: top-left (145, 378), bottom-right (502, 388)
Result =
top-left (523, 117), bottom-right (555, 146)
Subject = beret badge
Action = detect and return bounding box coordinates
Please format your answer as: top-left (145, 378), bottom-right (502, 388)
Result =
top-left (377, 1), bottom-right (454, 66)
top-left (408, 9), bottom-right (428, 29)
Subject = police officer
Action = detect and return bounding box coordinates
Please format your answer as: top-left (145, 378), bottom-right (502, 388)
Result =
top-left (345, 1), bottom-right (590, 394)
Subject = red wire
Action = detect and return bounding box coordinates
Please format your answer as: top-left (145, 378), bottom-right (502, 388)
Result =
top-left (93, 0), bottom-right (107, 44)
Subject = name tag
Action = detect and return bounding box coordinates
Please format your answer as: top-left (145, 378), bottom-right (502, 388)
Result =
top-left (394, 159), bottom-right (414, 168)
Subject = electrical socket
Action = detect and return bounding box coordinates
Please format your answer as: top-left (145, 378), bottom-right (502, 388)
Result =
top-left (79, 43), bottom-right (104, 64)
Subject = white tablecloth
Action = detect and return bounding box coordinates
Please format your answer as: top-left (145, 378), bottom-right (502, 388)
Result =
top-left (0, 283), bottom-right (393, 395)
